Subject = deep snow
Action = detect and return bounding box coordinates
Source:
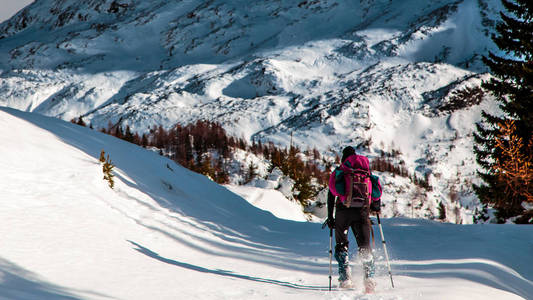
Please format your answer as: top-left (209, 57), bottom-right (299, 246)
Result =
top-left (1, 107), bottom-right (532, 300)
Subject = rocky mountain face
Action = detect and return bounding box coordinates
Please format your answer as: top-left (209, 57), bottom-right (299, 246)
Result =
top-left (0, 0), bottom-right (505, 223)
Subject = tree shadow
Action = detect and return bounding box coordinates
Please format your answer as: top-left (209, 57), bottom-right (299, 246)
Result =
top-left (394, 259), bottom-right (533, 299)
top-left (380, 217), bottom-right (533, 299)
top-left (0, 258), bottom-right (114, 300)
top-left (128, 240), bottom-right (332, 291)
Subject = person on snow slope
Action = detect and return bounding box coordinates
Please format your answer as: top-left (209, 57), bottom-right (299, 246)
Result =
top-left (325, 146), bottom-right (381, 292)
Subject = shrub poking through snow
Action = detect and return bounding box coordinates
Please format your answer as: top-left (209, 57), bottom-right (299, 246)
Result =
top-left (99, 149), bottom-right (106, 163)
top-left (100, 150), bottom-right (115, 189)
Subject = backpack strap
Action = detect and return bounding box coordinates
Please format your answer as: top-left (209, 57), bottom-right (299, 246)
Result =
top-left (346, 168), bottom-right (370, 177)
top-left (344, 172), bottom-right (353, 207)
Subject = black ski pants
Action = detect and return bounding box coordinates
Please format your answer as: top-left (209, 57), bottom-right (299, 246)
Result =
top-left (334, 206), bottom-right (371, 255)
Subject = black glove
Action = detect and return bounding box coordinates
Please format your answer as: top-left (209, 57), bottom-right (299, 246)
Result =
top-left (370, 200), bottom-right (381, 212)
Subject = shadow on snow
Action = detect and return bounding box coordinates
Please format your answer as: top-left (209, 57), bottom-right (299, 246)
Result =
top-left (0, 258), bottom-right (114, 300)
top-left (129, 240), bottom-right (333, 291)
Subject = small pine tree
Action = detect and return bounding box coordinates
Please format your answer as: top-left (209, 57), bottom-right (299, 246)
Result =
top-left (244, 162), bottom-right (258, 184)
top-left (473, 203), bottom-right (490, 223)
top-left (124, 125), bottom-right (135, 143)
top-left (438, 202), bottom-right (447, 221)
top-left (99, 150), bottom-right (106, 163)
top-left (100, 150), bottom-right (115, 189)
top-left (77, 117), bottom-right (86, 127)
top-left (115, 126), bottom-right (124, 140)
top-left (141, 133), bottom-right (149, 147)
top-left (214, 157), bottom-right (230, 184)
top-left (294, 174), bottom-right (314, 204)
top-left (197, 155), bottom-right (216, 180)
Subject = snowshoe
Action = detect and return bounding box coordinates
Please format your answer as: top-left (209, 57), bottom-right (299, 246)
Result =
top-left (364, 278), bottom-right (376, 294)
top-left (339, 279), bottom-right (354, 289)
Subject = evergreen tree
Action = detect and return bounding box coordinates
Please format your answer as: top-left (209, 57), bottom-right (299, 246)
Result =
top-left (438, 202), bottom-right (447, 221)
top-left (124, 125), bottom-right (135, 143)
top-left (76, 116), bottom-right (86, 127)
top-left (244, 162), bottom-right (258, 184)
top-left (141, 133), bottom-right (149, 147)
top-left (196, 155), bottom-right (215, 180)
top-left (100, 150), bottom-right (115, 189)
top-left (133, 132), bottom-right (141, 145)
top-left (155, 125), bottom-right (167, 149)
top-left (214, 157), bottom-right (229, 184)
top-left (474, 203), bottom-right (490, 224)
top-left (474, 0), bottom-right (533, 222)
top-left (115, 125), bottom-right (124, 140)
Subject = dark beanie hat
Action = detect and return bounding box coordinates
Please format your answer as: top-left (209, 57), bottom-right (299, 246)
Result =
top-left (341, 146), bottom-right (355, 162)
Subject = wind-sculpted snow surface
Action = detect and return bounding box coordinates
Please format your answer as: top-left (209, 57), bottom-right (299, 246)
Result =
top-left (0, 0), bottom-right (506, 222)
top-left (0, 108), bottom-right (531, 299)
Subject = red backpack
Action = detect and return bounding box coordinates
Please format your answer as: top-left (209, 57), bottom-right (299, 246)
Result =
top-left (329, 154), bottom-right (372, 207)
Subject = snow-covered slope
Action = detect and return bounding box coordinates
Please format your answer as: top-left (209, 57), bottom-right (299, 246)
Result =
top-left (1, 108), bottom-right (532, 299)
top-left (0, 0), bottom-right (507, 222)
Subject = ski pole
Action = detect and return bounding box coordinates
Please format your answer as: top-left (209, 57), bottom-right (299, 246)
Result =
top-left (369, 218), bottom-right (375, 249)
top-left (322, 220), bottom-right (333, 291)
top-left (377, 213), bottom-right (394, 288)
top-left (329, 227), bottom-right (333, 291)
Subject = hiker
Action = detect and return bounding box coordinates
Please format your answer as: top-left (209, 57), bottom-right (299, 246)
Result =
top-left (325, 146), bottom-right (381, 292)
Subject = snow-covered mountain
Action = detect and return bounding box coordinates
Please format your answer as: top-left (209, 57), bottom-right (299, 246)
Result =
top-left (0, 0), bottom-right (506, 222)
top-left (1, 107), bottom-right (532, 299)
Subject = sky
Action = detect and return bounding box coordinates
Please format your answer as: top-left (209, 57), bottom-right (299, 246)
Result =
top-left (0, 0), bottom-right (33, 23)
